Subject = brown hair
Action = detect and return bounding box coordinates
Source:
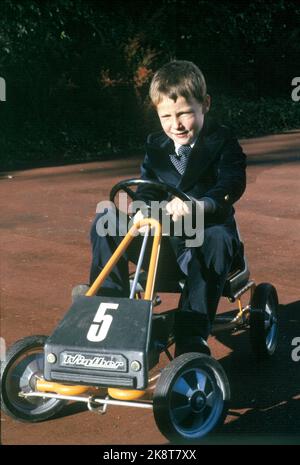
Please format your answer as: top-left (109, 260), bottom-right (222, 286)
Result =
top-left (149, 60), bottom-right (207, 106)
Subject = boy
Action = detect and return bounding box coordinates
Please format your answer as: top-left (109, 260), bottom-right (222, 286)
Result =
top-left (81, 60), bottom-right (246, 356)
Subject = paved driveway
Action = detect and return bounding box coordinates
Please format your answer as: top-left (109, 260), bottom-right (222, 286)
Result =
top-left (1, 130), bottom-right (299, 444)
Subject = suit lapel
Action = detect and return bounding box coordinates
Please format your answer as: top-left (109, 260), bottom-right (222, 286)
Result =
top-left (147, 136), bottom-right (182, 186)
top-left (146, 119), bottom-right (223, 192)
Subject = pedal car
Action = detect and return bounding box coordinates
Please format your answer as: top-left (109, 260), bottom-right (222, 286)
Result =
top-left (1, 179), bottom-right (279, 443)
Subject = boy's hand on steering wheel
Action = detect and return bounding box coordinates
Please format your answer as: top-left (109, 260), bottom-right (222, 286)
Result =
top-left (166, 196), bottom-right (190, 222)
top-left (133, 209), bottom-right (148, 233)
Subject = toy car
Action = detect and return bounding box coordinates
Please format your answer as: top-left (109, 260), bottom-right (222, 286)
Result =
top-left (1, 179), bottom-right (279, 443)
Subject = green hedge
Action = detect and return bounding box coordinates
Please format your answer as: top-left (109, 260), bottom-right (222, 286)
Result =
top-left (1, 95), bottom-right (299, 170)
top-left (210, 96), bottom-right (300, 138)
top-left (1, 0), bottom-right (299, 170)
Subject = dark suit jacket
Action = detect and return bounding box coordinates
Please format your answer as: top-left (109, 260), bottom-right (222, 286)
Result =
top-left (136, 118), bottom-right (246, 226)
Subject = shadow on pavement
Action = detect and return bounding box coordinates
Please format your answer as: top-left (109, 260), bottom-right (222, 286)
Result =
top-left (247, 153), bottom-right (300, 166)
top-left (207, 300), bottom-right (300, 444)
top-left (53, 401), bottom-right (88, 420)
top-left (0, 161), bottom-right (142, 181)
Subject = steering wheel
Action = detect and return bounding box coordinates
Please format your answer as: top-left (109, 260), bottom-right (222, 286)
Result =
top-left (110, 178), bottom-right (195, 216)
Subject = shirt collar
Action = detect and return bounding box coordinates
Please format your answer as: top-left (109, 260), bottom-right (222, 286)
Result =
top-left (174, 135), bottom-right (198, 156)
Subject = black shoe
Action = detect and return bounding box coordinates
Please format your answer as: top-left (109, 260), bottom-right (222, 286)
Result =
top-left (175, 336), bottom-right (211, 357)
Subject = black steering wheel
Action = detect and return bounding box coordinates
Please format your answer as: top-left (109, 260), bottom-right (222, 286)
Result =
top-left (110, 179), bottom-right (195, 213)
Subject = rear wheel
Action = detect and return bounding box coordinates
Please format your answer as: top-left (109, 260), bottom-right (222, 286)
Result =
top-left (1, 335), bottom-right (66, 422)
top-left (153, 353), bottom-right (230, 443)
top-left (250, 283), bottom-right (279, 359)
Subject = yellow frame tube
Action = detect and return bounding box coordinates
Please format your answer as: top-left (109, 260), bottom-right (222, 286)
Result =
top-left (237, 298), bottom-right (243, 317)
top-left (86, 218), bottom-right (162, 302)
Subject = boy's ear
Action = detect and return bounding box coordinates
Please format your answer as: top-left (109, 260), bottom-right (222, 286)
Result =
top-left (203, 94), bottom-right (211, 114)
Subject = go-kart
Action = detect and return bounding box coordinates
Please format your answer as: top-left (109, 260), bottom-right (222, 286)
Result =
top-left (0, 179), bottom-right (279, 443)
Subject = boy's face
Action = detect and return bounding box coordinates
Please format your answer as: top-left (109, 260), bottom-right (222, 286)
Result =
top-left (156, 95), bottom-right (210, 146)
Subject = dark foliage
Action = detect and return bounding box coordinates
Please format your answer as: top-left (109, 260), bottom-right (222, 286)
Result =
top-left (0, 0), bottom-right (299, 169)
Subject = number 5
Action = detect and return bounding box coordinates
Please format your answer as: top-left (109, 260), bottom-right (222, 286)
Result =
top-left (87, 302), bottom-right (119, 342)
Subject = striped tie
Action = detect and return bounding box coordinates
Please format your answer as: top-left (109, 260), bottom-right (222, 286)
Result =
top-left (170, 144), bottom-right (192, 175)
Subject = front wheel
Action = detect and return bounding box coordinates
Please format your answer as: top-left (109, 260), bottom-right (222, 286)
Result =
top-left (1, 335), bottom-right (66, 422)
top-left (153, 353), bottom-right (230, 443)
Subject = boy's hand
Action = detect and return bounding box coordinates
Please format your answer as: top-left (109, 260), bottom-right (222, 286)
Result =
top-left (133, 209), bottom-right (148, 233)
top-left (166, 197), bottom-right (190, 222)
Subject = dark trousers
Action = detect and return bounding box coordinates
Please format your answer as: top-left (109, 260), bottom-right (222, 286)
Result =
top-left (89, 209), bottom-right (240, 340)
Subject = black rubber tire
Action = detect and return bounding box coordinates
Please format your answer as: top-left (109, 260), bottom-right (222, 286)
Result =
top-left (250, 283), bottom-right (279, 359)
top-left (153, 353), bottom-right (230, 443)
top-left (1, 335), bottom-right (66, 422)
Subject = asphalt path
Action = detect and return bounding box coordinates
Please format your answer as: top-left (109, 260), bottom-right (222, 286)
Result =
top-left (1, 130), bottom-right (300, 445)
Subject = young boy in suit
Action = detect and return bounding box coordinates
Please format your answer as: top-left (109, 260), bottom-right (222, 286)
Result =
top-left (84, 60), bottom-right (246, 356)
